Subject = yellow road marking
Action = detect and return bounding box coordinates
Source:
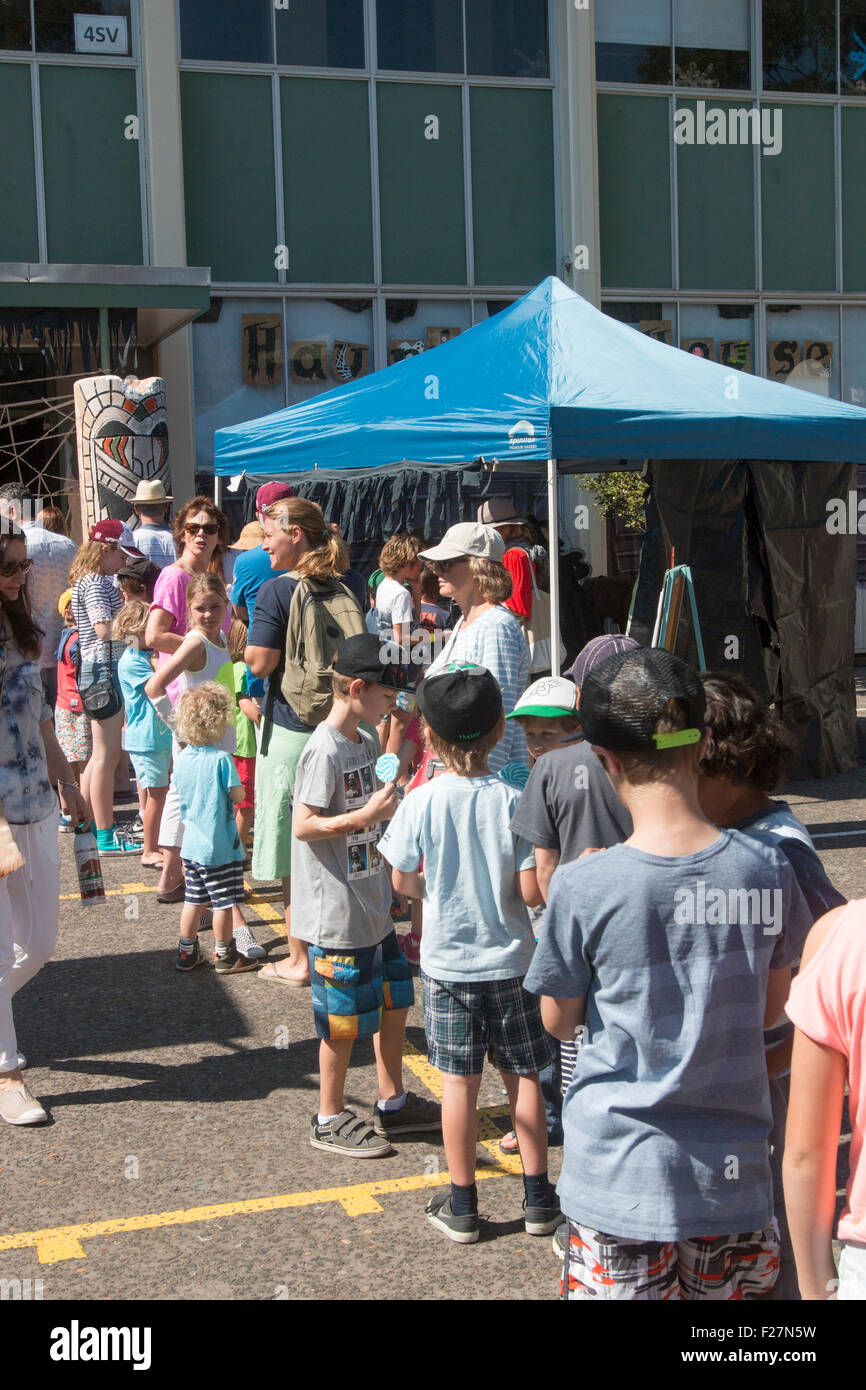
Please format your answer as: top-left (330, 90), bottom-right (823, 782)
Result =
top-left (402, 1041), bottom-right (524, 1175)
top-left (60, 880), bottom-right (285, 937)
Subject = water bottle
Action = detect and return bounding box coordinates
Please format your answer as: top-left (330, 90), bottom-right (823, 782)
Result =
top-left (73, 829), bottom-right (105, 906)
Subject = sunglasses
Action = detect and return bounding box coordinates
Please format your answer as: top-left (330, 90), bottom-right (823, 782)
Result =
top-left (185, 522), bottom-right (219, 537)
top-left (0, 557), bottom-right (33, 579)
top-left (431, 556), bottom-right (466, 573)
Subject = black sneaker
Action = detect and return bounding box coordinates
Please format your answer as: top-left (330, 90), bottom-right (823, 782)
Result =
top-left (310, 1110), bottom-right (392, 1158)
top-left (176, 939), bottom-right (204, 972)
top-left (425, 1192), bottom-right (480, 1245)
top-left (523, 1189), bottom-right (562, 1236)
top-left (213, 940), bottom-right (260, 974)
top-left (371, 1090), bottom-right (442, 1138)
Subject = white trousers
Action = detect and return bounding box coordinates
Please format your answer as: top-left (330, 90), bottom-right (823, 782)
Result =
top-left (157, 737), bottom-right (184, 850)
top-left (0, 812), bottom-right (61, 1072)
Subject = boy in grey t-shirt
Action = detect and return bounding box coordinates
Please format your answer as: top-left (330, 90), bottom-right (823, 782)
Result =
top-left (525, 648), bottom-right (812, 1301)
top-left (292, 635), bottom-right (441, 1160)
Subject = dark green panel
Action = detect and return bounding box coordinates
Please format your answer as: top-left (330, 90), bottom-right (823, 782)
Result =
top-left (762, 104), bottom-right (835, 291)
top-left (470, 87), bottom-right (555, 286)
top-left (281, 78), bottom-right (372, 284)
top-left (0, 64), bottom-right (39, 261)
top-left (677, 101), bottom-right (755, 291)
top-left (598, 94), bottom-right (671, 289)
top-left (40, 66), bottom-right (142, 264)
top-left (181, 72), bottom-right (276, 283)
top-left (842, 107), bottom-right (866, 292)
top-left (377, 82), bottom-right (465, 285)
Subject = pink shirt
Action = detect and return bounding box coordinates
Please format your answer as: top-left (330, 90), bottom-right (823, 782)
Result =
top-left (786, 900), bottom-right (866, 1244)
top-left (150, 563), bottom-right (230, 704)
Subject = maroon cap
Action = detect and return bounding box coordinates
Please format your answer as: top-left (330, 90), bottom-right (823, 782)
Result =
top-left (566, 634), bottom-right (639, 689)
top-left (89, 518), bottom-right (141, 557)
top-left (256, 482), bottom-right (296, 519)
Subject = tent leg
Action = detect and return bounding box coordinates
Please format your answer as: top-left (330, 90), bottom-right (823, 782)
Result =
top-left (547, 456), bottom-right (561, 675)
top-left (213, 475), bottom-right (222, 508)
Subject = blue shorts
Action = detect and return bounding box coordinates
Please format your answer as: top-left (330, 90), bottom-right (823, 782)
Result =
top-left (129, 748), bottom-right (172, 789)
top-left (308, 929), bottom-right (414, 1041)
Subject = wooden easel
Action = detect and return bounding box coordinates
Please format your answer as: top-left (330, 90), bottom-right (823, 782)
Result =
top-left (651, 554), bottom-right (707, 669)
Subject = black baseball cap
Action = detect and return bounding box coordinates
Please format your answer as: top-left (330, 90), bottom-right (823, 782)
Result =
top-left (416, 664), bottom-right (502, 743)
top-left (333, 633), bottom-right (413, 690)
top-left (579, 647), bottom-right (706, 753)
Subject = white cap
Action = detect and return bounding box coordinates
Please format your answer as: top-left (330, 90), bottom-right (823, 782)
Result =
top-left (506, 676), bottom-right (579, 721)
top-left (419, 522), bottom-right (506, 564)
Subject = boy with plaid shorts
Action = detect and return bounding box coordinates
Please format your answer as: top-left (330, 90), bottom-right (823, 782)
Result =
top-left (292, 635), bottom-right (441, 1159)
top-left (379, 665), bottom-right (560, 1243)
top-left (524, 648), bottom-right (812, 1299)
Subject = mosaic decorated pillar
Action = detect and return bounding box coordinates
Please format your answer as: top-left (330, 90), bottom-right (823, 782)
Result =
top-left (74, 375), bottom-right (170, 533)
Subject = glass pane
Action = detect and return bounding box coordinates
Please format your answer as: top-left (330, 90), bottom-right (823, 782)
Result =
top-left (763, 0), bottom-right (836, 94)
top-left (276, 0), bottom-right (364, 69)
top-left (179, 0), bottom-right (272, 64)
top-left (466, 0), bottom-right (548, 79)
top-left (193, 297), bottom-right (286, 477)
top-left (285, 298), bottom-right (374, 404)
top-left (0, 64), bottom-right (38, 258)
top-left (378, 82), bottom-right (466, 284)
top-left (678, 302), bottom-right (755, 372)
top-left (841, 0), bottom-right (866, 93)
top-left (765, 303), bottom-right (839, 398)
top-left (843, 306), bottom-right (866, 404)
top-left (281, 78), bottom-right (373, 282)
top-left (376, 0), bottom-right (463, 73)
top-left (595, 0), bottom-right (671, 84)
top-left (675, 0), bottom-right (750, 88)
top-left (40, 65), bottom-right (142, 263)
top-left (35, 1), bottom-right (130, 55)
top-left (385, 298), bottom-right (472, 364)
top-left (676, 100), bottom-right (755, 290)
top-left (0, 0), bottom-right (31, 49)
top-left (843, 108), bottom-right (866, 288)
top-left (604, 300), bottom-right (679, 349)
top-left (761, 104), bottom-right (836, 291)
top-left (598, 95), bottom-right (672, 289)
top-left (471, 87), bottom-right (555, 285)
top-left (181, 73), bottom-right (277, 282)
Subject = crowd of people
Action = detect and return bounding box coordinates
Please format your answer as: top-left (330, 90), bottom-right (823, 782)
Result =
top-left (0, 476), bottom-right (863, 1301)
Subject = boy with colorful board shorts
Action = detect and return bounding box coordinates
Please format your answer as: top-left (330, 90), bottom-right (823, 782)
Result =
top-left (380, 665), bottom-right (559, 1244)
top-left (525, 647), bottom-right (813, 1299)
top-left (291, 634), bottom-right (441, 1158)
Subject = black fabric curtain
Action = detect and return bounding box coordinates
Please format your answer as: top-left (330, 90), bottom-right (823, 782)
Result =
top-left (633, 458), bottom-right (858, 778)
top-left (0, 308), bottom-right (137, 380)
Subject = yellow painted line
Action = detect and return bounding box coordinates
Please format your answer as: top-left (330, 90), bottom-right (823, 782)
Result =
top-left (60, 880), bottom-right (284, 937)
top-left (402, 1040), bottom-right (524, 1175)
top-left (60, 882), bottom-right (154, 901)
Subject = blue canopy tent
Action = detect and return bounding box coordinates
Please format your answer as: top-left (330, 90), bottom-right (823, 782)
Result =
top-left (215, 276), bottom-right (866, 687)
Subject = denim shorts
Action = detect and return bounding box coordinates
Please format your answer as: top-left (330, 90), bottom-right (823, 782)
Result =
top-left (129, 748), bottom-right (172, 790)
top-left (309, 929), bottom-right (414, 1041)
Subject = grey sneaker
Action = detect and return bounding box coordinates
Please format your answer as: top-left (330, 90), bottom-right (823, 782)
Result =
top-left (523, 1191), bottom-right (562, 1236)
top-left (425, 1192), bottom-right (480, 1244)
top-left (372, 1090), bottom-right (442, 1138)
top-left (213, 941), bottom-right (260, 974)
top-left (310, 1110), bottom-right (392, 1158)
top-left (232, 922), bottom-right (265, 960)
top-left (0, 1082), bottom-right (48, 1125)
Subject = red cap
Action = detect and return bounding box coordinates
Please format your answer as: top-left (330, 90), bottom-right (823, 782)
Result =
top-left (89, 518), bottom-right (140, 556)
top-left (256, 482), bottom-right (296, 519)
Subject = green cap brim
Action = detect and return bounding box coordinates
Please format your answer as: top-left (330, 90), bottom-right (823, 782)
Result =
top-left (652, 728), bottom-right (702, 750)
top-left (506, 705), bottom-right (580, 720)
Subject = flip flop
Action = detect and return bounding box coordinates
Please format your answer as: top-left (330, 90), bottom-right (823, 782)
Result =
top-left (499, 1130), bottom-right (519, 1155)
top-left (258, 962), bottom-right (310, 987)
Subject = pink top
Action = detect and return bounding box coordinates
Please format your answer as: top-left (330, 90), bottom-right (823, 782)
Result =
top-left (786, 900), bottom-right (866, 1244)
top-left (150, 563), bottom-right (230, 704)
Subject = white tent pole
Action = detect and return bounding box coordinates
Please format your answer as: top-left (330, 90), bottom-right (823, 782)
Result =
top-left (213, 474), bottom-right (222, 508)
top-left (547, 456), bottom-right (561, 674)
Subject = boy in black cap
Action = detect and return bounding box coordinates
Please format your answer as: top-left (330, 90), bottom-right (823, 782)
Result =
top-left (379, 664), bottom-right (560, 1244)
top-left (524, 647), bottom-right (813, 1300)
top-left (292, 635), bottom-right (441, 1159)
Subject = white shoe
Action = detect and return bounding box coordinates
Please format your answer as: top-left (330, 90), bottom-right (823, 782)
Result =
top-left (16, 1053), bottom-right (26, 1069)
top-left (0, 1082), bottom-right (47, 1125)
top-left (233, 923), bottom-right (266, 960)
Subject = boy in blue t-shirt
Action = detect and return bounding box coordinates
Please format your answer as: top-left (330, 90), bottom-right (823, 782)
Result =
top-left (380, 665), bottom-right (559, 1245)
top-left (171, 682), bottom-right (256, 977)
top-left (524, 647), bottom-right (813, 1300)
top-left (113, 601), bottom-right (172, 870)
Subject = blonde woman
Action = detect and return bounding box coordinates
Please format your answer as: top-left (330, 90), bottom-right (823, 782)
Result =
top-left (69, 520), bottom-right (142, 855)
top-left (245, 497), bottom-right (366, 984)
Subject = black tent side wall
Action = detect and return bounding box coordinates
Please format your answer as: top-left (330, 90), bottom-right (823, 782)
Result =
top-left (633, 459), bottom-right (858, 779)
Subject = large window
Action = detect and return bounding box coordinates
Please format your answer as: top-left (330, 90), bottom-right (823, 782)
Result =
top-left (0, 63), bottom-right (38, 259)
top-left (35, 0), bottom-right (131, 56)
top-left (678, 303), bottom-right (755, 372)
top-left (676, 100), bottom-right (756, 290)
top-left (842, 107), bottom-right (866, 289)
top-left (0, 0), bottom-right (30, 48)
top-left (598, 95), bottom-right (672, 288)
top-left (276, 0), bottom-right (365, 69)
top-left (761, 103), bottom-right (836, 290)
top-left (595, 0), bottom-right (672, 85)
top-left (179, 0), bottom-right (272, 64)
top-left (466, 0), bottom-right (548, 78)
top-left (841, 0), bottom-right (866, 91)
top-left (376, 0), bottom-right (463, 73)
top-left (765, 304), bottom-right (840, 397)
top-left (378, 82), bottom-right (466, 284)
top-left (762, 0), bottom-right (837, 93)
top-left (675, 0), bottom-right (751, 88)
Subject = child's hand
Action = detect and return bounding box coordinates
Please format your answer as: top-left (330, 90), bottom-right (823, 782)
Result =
top-left (360, 782), bottom-right (399, 826)
top-left (579, 846), bottom-right (604, 858)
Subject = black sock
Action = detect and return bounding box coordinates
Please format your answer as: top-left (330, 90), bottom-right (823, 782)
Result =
top-left (524, 1171), bottom-right (553, 1207)
top-left (450, 1181), bottom-right (478, 1216)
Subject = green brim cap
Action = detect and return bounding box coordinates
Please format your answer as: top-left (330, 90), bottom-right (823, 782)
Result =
top-left (505, 704), bottom-right (580, 720)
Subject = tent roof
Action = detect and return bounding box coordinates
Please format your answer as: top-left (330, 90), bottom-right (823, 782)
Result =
top-left (214, 277), bottom-right (866, 475)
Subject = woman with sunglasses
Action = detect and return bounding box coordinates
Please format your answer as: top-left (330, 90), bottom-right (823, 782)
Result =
top-left (69, 520), bottom-right (143, 856)
top-left (145, 497), bottom-right (231, 903)
top-left (0, 525), bottom-right (88, 1124)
